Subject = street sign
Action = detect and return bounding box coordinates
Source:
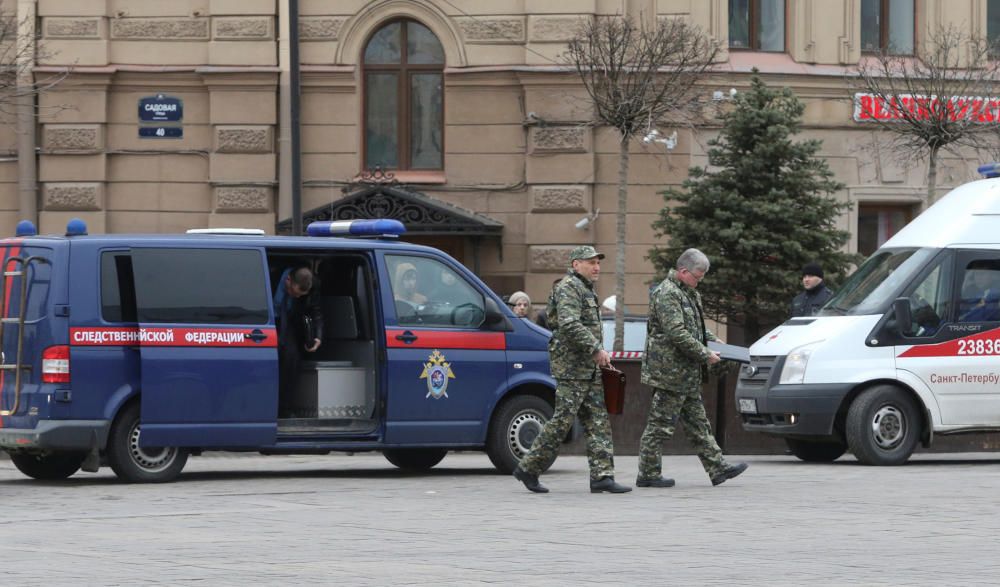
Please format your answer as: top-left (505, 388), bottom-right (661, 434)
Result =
top-left (139, 126), bottom-right (183, 139)
top-left (138, 94), bottom-right (183, 123)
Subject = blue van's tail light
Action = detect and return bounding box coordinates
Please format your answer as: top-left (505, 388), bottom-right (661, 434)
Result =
top-left (306, 219), bottom-right (406, 237)
top-left (978, 163), bottom-right (1000, 178)
top-left (42, 345), bottom-right (70, 383)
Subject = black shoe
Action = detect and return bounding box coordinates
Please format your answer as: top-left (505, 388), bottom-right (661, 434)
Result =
top-left (636, 476), bottom-right (676, 488)
top-left (711, 462), bottom-right (749, 486)
top-left (513, 467), bottom-right (549, 493)
top-left (590, 476), bottom-right (632, 493)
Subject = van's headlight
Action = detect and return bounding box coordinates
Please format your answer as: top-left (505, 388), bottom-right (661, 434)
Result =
top-left (779, 342), bottom-right (821, 385)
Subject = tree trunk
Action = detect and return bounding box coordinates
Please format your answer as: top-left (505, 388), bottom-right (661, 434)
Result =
top-left (927, 146), bottom-right (939, 205)
top-left (613, 136), bottom-right (630, 352)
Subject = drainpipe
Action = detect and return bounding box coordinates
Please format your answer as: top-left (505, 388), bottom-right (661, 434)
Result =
top-left (289, 0), bottom-right (302, 235)
top-left (16, 0), bottom-right (38, 225)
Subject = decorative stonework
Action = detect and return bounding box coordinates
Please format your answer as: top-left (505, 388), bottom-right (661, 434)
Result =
top-left (44, 125), bottom-right (101, 151)
top-left (531, 186), bottom-right (589, 212)
top-left (530, 246), bottom-right (577, 272)
top-left (530, 127), bottom-right (588, 153)
top-left (43, 183), bottom-right (102, 211)
top-left (111, 18), bottom-right (209, 40)
top-left (215, 186), bottom-right (272, 213)
top-left (456, 17), bottom-right (525, 43)
top-left (213, 17), bottom-right (273, 40)
top-left (215, 126), bottom-right (272, 154)
top-left (299, 17), bottom-right (345, 40)
top-left (44, 18), bottom-right (101, 39)
top-left (529, 16), bottom-right (589, 42)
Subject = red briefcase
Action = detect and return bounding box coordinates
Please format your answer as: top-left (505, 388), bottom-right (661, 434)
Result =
top-left (601, 366), bottom-right (626, 415)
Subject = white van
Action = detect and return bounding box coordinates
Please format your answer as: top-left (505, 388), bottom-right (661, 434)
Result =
top-left (736, 167), bottom-right (1000, 465)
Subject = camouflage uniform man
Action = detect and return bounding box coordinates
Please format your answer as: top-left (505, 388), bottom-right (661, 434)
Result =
top-left (513, 246), bottom-right (631, 494)
top-left (637, 248), bottom-right (748, 487)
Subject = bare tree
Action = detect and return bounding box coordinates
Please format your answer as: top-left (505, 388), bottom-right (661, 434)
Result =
top-left (564, 15), bottom-right (719, 351)
top-left (854, 24), bottom-right (1000, 202)
top-left (0, 14), bottom-right (66, 115)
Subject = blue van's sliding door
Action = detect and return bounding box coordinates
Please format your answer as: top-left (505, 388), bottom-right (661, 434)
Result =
top-left (131, 247), bottom-right (278, 447)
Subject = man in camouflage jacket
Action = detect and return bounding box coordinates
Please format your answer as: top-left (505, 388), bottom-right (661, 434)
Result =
top-left (513, 246), bottom-right (631, 494)
top-left (637, 248), bottom-right (748, 488)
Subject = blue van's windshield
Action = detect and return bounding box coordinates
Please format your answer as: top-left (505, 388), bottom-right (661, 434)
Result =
top-left (821, 248), bottom-right (937, 316)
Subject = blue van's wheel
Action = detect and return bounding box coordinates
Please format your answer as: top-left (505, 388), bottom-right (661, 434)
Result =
top-left (383, 448), bottom-right (448, 471)
top-left (10, 451), bottom-right (86, 480)
top-left (487, 394), bottom-right (555, 474)
top-left (106, 403), bottom-right (188, 483)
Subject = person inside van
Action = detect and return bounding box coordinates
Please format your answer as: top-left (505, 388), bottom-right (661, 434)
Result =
top-left (393, 262), bottom-right (427, 306)
top-left (959, 267), bottom-right (1000, 322)
top-left (274, 266), bottom-right (324, 418)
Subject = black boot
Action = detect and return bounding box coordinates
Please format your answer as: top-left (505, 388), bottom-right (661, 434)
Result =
top-left (590, 476), bottom-right (632, 493)
top-left (513, 467), bottom-right (549, 493)
top-left (711, 462), bottom-right (749, 486)
top-left (636, 476), bottom-right (676, 488)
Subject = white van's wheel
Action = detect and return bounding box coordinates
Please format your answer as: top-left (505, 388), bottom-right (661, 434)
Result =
top-left (106, 403), bottom-right (188, 483)
top-left (785, 438), bottom-right (847, 462)
top-left (846, 385), bottom-right (921, 466)
top-left (487, 394), bottom-right (555, 474)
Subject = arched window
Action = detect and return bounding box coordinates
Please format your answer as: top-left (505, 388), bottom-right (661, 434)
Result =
top-left (362, 19), bottom-right (444, 171)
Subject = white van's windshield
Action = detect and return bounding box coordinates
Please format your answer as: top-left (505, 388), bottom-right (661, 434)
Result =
top-left (821, 248), bottom-right (937, 316)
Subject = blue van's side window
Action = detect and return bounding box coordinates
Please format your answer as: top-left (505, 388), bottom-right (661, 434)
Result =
top-left (101, 252), bottom-right (137, 323)
top-left (386, 255), bottom-right (485, 327)
top-left (131, 249), bottom-right (269, 324)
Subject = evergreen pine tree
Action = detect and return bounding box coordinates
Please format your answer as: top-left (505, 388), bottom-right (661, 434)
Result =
top-left (650, 72), bottom-right (857, 342)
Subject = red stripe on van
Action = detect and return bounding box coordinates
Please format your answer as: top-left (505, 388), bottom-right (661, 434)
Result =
top-left (70, 326), bottom-right (278, 348)
top-left (0, 241), bottom-right (24, 425)
top-left (897, 326), bottom-right (1000, 358)
top-left (385, 329), bottom-right (506, 350)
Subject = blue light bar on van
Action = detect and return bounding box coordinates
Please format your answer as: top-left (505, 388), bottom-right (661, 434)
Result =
top-left (978, 162), bottom-right (1000, 178)
top-left (306, 219), bottom-right (406, 237)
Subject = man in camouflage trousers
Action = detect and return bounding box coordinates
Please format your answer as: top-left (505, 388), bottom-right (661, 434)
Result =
top-left (637, 248), bottom-right (748, 488)
top-left (513, 246), bottom-right (631, 494)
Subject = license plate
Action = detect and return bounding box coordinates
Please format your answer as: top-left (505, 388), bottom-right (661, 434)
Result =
top-left (738, 398), bottom-right (757, 414)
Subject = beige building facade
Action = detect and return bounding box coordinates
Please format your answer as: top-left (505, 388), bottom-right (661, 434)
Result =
top-left (1, 0), bottom-right (995, 312)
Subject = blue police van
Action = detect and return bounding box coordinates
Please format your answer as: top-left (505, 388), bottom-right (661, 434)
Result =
top-left (0, 219), bottom-right (556, 482)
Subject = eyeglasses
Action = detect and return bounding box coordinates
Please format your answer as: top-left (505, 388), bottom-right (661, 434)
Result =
top-left (683, 268), bottom-right (706, 282)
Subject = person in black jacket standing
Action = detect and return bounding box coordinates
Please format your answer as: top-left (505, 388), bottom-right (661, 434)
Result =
top-left (791, 262), bottom-right (833, 317)
top-left (274, 266), bottom-right (324, 417)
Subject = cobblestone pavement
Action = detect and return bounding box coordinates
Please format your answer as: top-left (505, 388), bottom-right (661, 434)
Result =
top-left (1, 451), bottom-right (999, 586)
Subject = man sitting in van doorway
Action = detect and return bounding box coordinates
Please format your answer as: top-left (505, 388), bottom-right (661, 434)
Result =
top-left (274, 266), bottom-right (324, 418)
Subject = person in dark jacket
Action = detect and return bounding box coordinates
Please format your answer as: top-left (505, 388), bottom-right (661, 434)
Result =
top-left (791, 262), bottom-right (833, 317)
top-left (274, 266), bottom-right (324, 417)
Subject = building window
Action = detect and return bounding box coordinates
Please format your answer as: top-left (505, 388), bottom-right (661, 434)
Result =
top-left (729, 0), bottom-right (785, 52)
top-left (861, 0), bottom-right (914, 55)
top-left (989, 0), bottom-right (1000, 47)
top-left (857, 203), bottom-right (914, 256)
top-left (363, 19), bottom-right (444, 171)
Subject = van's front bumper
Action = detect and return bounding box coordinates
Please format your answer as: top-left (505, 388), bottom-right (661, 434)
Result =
top-left (735, 356), bottom-right (853, 438)
top-left (0, 420), bottom-right (110, 452)
top-left (735, 382), bottom-right (853, 437)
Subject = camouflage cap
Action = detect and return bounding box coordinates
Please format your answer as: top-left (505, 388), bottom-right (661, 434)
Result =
top-left (569, 245), bottom-right (605, 261)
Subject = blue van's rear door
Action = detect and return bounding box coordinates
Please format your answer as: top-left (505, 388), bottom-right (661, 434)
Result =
top-left (130, 246), bottom-right (278, 447)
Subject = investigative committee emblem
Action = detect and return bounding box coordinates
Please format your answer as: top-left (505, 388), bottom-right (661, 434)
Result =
top-left (420, 349), bottom-right (456, 399)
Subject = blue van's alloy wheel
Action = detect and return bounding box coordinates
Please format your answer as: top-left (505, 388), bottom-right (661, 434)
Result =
top-left (486, 394), bottom-right (555, 474)
top-left (9, 451), bottom-right (86, 480)
top-left (106, 403), bottom-right (188, 483)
